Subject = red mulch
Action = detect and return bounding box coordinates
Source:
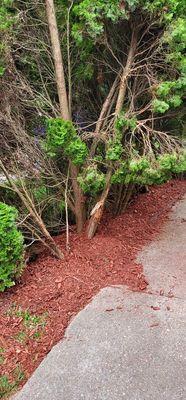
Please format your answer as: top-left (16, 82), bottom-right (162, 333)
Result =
top-left (0, 179), bottom-right (185, 391)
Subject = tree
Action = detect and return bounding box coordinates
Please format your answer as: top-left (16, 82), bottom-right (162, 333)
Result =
top-left (45, 0), bottom-right (87, 233)
top-left (0, 0), bottom-right (185, 249)
top-left (0, 1), bottom-right (64, 258)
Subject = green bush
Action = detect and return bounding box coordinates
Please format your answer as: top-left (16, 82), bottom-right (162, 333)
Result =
top-left (78, 166), bottom-right (105, 195)
top-left (0, 202), bottom-right (24, 292)
top-left (46, 118), bottom-right (88, 165)
top-left (111, 152), bottom-right (186, 186)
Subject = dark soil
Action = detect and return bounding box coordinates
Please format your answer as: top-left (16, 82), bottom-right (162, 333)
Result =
top-left (0, 179), bottom-right (185, 395)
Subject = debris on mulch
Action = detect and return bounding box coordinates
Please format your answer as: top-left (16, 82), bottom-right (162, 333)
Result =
top-left (0, 179), bottom-right (185, 394)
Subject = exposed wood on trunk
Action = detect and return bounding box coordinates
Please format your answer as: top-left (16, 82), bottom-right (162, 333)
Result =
top-left (87, 170), bottom-right (112, 239)
top-left (87, 29), bottom-right (138, 239)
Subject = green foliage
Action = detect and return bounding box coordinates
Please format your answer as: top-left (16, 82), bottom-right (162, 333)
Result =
top-left (15, 331), bottom-right (27, 344)
top-left (0, 348), bottom-right (5, 366)
top-left (129, 157), bottom-right (150, 172)
top-left (0, 0), bottom-right (16, 76)
top-left (115, 114), bottom-right (137, 132)
top-left (0, 65), bottom-right (5, 76)
top-left (152, 99), bottom-right (170, 113)
top-left (78, 166), bottom-right (105, 195)
top-left (72, 0), bottom-right (128, 41)
top-left (106, 137), bottom-right (123, 161)
top-left (111, 162), bottom-right (128, 184)
top-left (46, 118), bottom-right (88, 165)
top-left (171, 152), bottom-right (186, 173)
top-left (7, 304), bottom-right (47, 347)
top-left (157, 153), bottom-right (177, 170)
top-left (65, 137), bottom-right (88, 165)
top-left (164, 16), bottom-right (186, 73)
top-left (155, 76), bottom-right (185, 112)
top-left (156, 81), bottom-right (175, 97)
top-left (33, 185), bottom-right (47, 203)
top-left (0, 366), bottom-right (24, 399)
top-left (0, 0), bottom-right (16, 31)
top-left (9, 306), bottom-right (48, 329)
top-left (1, 0), bottom-right (186, 224)
top-left (153, 94), bottom-right (183, 113)
top-left (0, 203), bottom-right (24, 292)
top-left (76, 62), bottom-right (94, 80)
top-left (111, 152), bottom-right (186, 186)
top-left (168, 94), bottom-right (182, 107)
top-left (144, 0), bottom-right (186, 20)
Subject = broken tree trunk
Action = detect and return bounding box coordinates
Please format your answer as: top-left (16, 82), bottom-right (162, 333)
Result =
top-left (87, 29), bottom-right (138, 239)
top-left (87, 170), bottom-right (112, 239)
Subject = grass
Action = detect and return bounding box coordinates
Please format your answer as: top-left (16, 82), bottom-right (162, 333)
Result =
top-left (0, 366), bottom-right (24, 399)
top-left (0, 304), bottom-right (48, 398)
top-left (7, 305), bottom-right (48, 346)
top-left (15, 330), bottom-right (42, 344)
top-left (0, 356), bottom-right (4, 366)
top-left (15, 331), bottom-right (27, 344)
top-left (6, 304), bottom-right (47, 330)
top-left (0, 348), bottom-right (5, 365)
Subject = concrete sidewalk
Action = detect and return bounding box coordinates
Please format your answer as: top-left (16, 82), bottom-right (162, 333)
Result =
top-left (14, 195), bottom-right (186, 400)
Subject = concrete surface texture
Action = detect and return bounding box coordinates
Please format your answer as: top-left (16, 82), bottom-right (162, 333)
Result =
top-left (14, 195), bottom-right (186, 400)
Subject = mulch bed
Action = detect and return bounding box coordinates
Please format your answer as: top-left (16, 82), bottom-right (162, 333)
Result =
top-left (0, 179), bottom-right (185, 394)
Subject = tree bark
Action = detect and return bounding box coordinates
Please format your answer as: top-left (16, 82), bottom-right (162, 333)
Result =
top-left (45, 0), bottom-right (70, 120)
top-left (87, 170), bottom-right (112, 239)
top-left (115, 30), bottom-right (138, 116)
top-left (70, 162), bottom-right (86, 233)
top-left (45, 0), bottom-right (86, 232)
top-left (87, 29), bottom-right (138, 239)
top-left (90, 72), bottom-right (121, 158)
top-left (0, 160), bottom-right (63, 259)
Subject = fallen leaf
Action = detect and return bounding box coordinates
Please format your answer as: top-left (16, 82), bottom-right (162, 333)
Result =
top-left (150, 323), bottom-right (159, 328)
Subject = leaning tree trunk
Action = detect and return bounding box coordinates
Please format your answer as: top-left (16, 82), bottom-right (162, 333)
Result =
top-left (90, 72), bottom-right (121, 158)
top-left (87, 29), bottom-right (138, 239)
top-left (45, 0), bottom-right (86, 233)
top-left (0, 160), bottom-right (63, 259)
top-left (45, 0), bottom-right (69, 120)
top-left (115, 30), bottom-right (138, 117)
top-left (87, 170), bottom-right (112, 239)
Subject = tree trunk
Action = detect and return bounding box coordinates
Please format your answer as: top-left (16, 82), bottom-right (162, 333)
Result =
top-left (0, 160), bottom-right (64, 259)
top-left (45, 0), bottom-right (70, 120)
top-left (45, 0), bottom-right (86, 232)
top-left (115, 29), bottom-right (138, 116)
top-left (90, 72), bottom-right (121, 158)
top-left (70, 162), bottom-right (86, 233)
top-left (121, 184), bottom-right (135, 213)
top-left (87, 29), bottom-right (138, 239)
top-left (87, 169), bottom-right (112, 239)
